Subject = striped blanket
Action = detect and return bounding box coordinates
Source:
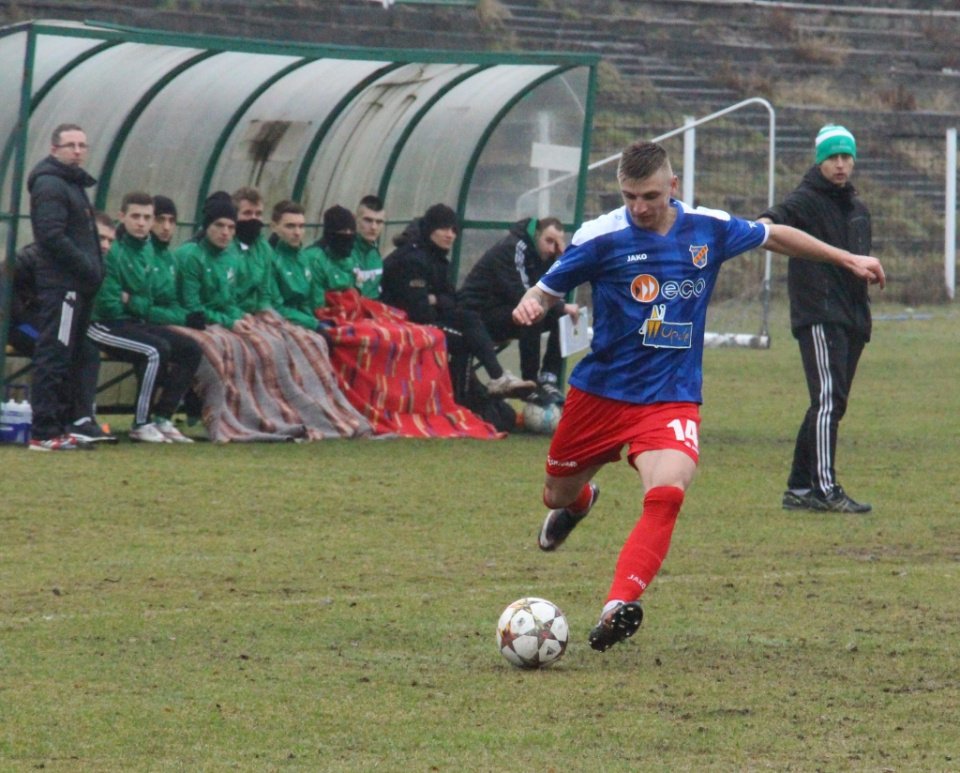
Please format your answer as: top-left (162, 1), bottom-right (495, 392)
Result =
top-left (317, 290), bottom-right (502, 439)
top-left (175, 312), bottom-right (373, 443)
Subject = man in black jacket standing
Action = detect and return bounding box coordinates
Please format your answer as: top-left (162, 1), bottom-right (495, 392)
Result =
top-left (458, 217), bottom-right (574, 405)
top-left (26, 123), bottom-right (104, 450)
top-left (759, 125), bottom-right (873, 512)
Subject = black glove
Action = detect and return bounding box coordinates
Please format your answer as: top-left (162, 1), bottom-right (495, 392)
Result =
top-left (316, 321), bottom-right (334, 348)
top-left (185, 311), bottom-right (207, 330)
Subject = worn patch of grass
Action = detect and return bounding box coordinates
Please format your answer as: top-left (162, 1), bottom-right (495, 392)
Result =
top-left (1, 303), bottom-right (959, 771)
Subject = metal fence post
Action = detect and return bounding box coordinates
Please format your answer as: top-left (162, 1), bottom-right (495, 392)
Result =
top-left (947, 128), bottom-right (957, 301)
top-left (683, 116), bottom-right (695, 206)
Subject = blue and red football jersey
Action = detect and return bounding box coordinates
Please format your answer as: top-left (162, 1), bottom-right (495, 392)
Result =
top-left (538, 200), bottom-right (768, 405)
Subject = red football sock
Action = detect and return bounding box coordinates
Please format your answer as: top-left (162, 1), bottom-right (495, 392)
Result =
top-left (606, 485), bottom-right (684, 604)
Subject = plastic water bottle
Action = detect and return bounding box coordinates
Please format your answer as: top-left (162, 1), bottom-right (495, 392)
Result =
top-left (1, 384), bottom-right (32, 445)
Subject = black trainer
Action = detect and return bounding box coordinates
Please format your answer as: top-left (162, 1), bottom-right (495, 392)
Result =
top-left (589, 601), bottom-right (644, 652)
top-left (782, 490), bottom-right (827, 511)
top-left (70, 418), bottom-right (119, 445)
top-left (538, 483), bottom-right (599, 551)
top-left (536, 373), bottom-right (565, 406)
top-left (820, 485), bottom-right (872, 513)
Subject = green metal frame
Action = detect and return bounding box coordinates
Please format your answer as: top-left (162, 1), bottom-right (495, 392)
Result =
top-left (453, 64), bottom-right (579, 278)
top-left (95, 50), bottom-right (217, 210)
top-left (291, 63), bottom-right (403, 205)
top-left (0, 40), bottom-right (119, 199)
top-left (195, 57), bottom-right (315, 223)
top-left (0, 19), bottom-right (598, 391)
top-left (377, 63), bottom-right (490, 202)
top-left (0, 26), bottom-right (37, 385)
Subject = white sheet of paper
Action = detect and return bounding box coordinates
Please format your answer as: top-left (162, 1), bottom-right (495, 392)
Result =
top-left (559, 307), bottom-right (591, 358)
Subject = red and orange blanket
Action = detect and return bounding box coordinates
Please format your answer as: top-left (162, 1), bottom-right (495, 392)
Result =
top-left (317, 290), bottom-right (502, 439)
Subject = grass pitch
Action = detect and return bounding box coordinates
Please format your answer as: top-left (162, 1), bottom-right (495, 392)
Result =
top-left (1, 303), bottom-right (959, 772)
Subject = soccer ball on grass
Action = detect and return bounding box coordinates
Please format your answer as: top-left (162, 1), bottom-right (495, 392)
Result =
top-left (522, 402), bottom-right (562, 435)
top-left (496, 597), bottom-right (569, 669)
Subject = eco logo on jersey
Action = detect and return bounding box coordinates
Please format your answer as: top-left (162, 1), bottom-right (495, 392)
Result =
top-left (639, 304), bottom-right (693, 349)
top-left (631, 274), bottom-right (660, 303)
top-left (631, 274), bottom-right (707, 303)
top-left (690, 244), bottom-right (708, 268)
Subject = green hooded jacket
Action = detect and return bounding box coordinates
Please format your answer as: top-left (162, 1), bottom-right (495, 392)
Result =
top-left (176, 237), bottom-right (245, 329)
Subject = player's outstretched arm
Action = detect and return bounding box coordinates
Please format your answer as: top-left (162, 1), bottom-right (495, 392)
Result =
top-left (763, 223), bottom-right (886, 290)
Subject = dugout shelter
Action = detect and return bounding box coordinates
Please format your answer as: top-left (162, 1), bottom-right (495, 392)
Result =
top-left (0, 19), bottom-right (598, 386)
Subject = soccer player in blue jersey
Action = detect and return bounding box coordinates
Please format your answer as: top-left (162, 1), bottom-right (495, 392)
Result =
top-left (512, 141), bottom-right (885, 653)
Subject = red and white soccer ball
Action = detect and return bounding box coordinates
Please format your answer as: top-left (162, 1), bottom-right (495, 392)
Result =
top-left (496, 597), bottom-right (569, 669)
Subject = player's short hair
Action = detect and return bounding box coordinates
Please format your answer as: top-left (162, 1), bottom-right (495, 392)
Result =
top-left (94, 210), bottom-right (115, 229)
top-left (51, 123), bottom-right (83, 146)
top-left (271, 199), bottom-right (305, 223)
top-left (357, 194), bottom-right (384, 213)
top-left (120, 191), bottom-right (154, 212)
top-left (617, 141), bottom-right (670, 183)
top-left (232, 187), bottom-right (262, 207)
top-left (536, 216), bottom-right (563, 235)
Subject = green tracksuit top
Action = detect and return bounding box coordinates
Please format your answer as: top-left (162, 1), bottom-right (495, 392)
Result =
top-left (93, 230), bottom-right (190, 325)
top-left (305, 243), bottom-right (357, 299)
top-left (234, 235), bottom-right (281, 314)
top-left (352, 236), bottom-right (383, 299)
top-left (306, 239), bottom-right (383, 300)
top-left (273, 240), bottom-right (324, 331)
top-left (176, 237), bottom-right (245, 329)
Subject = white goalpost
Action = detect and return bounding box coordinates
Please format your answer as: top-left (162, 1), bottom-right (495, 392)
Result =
top-left (520, 97), bottom-right (778, 350)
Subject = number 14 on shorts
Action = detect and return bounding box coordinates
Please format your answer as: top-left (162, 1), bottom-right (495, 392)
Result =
top-left (667, 418), bottom-right (698, 451)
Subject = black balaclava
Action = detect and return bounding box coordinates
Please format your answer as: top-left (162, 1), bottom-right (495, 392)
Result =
top-left (322, 205), bottom-right (356, 259)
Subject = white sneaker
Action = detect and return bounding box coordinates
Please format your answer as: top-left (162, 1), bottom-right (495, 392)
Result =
top-left (129, 422), bottom-right (172, 443)
top-left (154, 419), bottom-right (194, 444)
top-left (487, 370), bottom-right (537, 398)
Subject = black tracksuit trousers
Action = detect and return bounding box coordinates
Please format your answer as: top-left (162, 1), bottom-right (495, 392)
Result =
top-left (88, 320), bottom-right (202, 426)
top-left (30, 288), bottom-right (100, 440)
top-left (787, 322), bottom-right (866, 496)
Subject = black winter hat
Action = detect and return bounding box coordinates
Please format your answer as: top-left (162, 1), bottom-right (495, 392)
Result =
top-left (421, 203), bottom-right (458, 236)
top-left (153, 195), bottom-right (177, 219)
top-left (202, 191), bottom-right (237, 229)
top-left (322, 205), bottom-right (356, 234)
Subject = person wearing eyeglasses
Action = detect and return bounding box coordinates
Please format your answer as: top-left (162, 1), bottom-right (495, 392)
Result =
top-left (25, 123), bottom-right (104, 451)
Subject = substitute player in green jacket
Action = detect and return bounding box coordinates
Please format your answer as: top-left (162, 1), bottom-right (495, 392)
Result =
top-left (306, 205), bottom-right (363, 300)
top-left (351, 194), bottom-right (385, 299)
top-left (177, 191), bottom-right (247, 332)
top-left (270, 200), bottom-right (330, 333)
top-left (232, 187), bottom-right (282, 315)
top-left (89, 191), bottom-right (203, 443)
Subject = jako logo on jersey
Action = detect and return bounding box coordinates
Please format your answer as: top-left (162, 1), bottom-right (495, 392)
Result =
top-left (690, 244), bottom-right (708, 268)
top-left (626, 253), bottom-right (647, 262)
top-left (631, 274), bottom-right (660, 303)
top-left (631, 275), bottom-right (707, 303)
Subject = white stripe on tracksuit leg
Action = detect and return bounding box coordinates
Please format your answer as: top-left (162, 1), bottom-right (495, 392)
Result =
top-left (810, 324), bottom-right (834, 493)
top-left (87, 324), bottom-right (161, 426)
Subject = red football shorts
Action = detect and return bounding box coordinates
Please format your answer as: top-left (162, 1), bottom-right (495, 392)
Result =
top-left (545, 387), bottom-right (701, 477)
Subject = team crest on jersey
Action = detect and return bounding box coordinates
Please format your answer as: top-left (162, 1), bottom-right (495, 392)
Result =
top-left (630, 274), bottom-right (659, 303)
top-left (639, 304), bottom-right (693, 349)
top-left (689, 244), bottom-right (708, 269)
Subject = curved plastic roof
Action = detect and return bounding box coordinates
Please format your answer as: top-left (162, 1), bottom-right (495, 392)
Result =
top-left (0, 20), bottom-right (597, 277)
